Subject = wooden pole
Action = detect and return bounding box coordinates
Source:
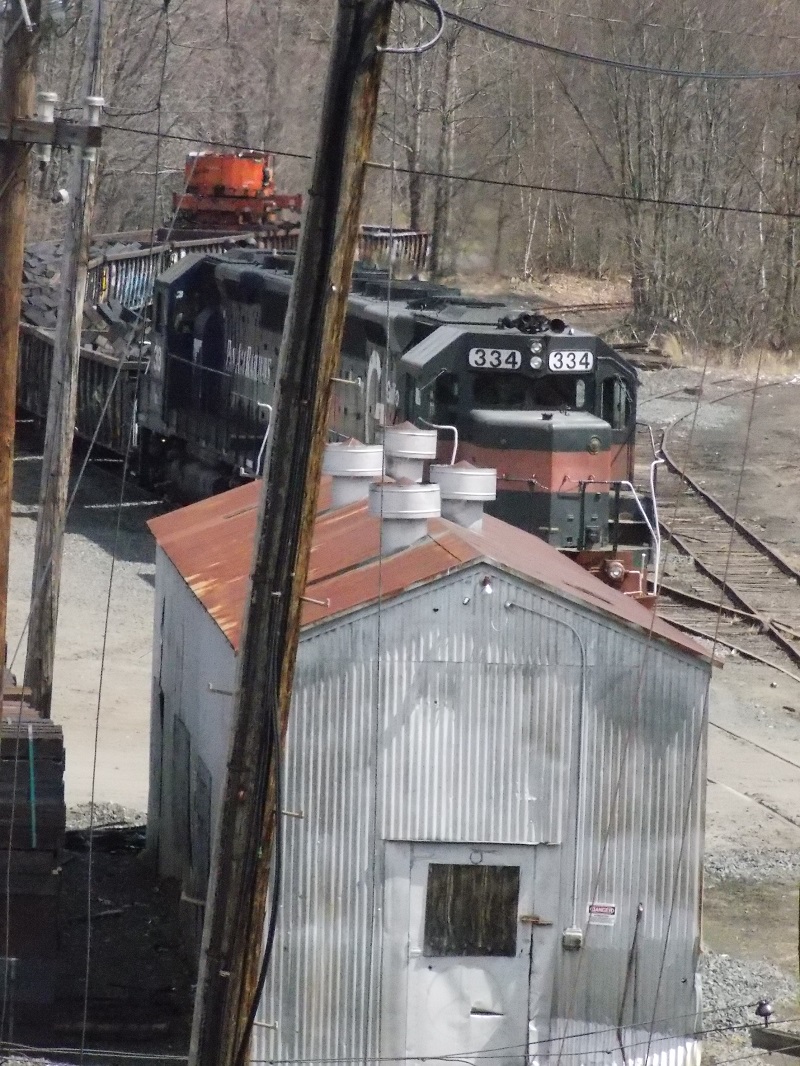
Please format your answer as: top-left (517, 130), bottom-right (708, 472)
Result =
top-left (0, 0), bottom-right (40, 690)
top-left (188, 2), bottom-right (393, 1064)
top-left (24, 0), bottom-right (104, 718)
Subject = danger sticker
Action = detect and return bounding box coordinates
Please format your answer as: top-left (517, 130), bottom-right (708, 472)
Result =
top-left (588, 903), bottom-right (616, 926)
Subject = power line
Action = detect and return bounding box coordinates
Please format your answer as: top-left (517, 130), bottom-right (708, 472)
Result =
top-left (103, 122), bottom-right (313, 162)
top-left (79, 21), bottom-right (171, 1061)
top-left (6, 1009), bottom-right (772, 1065)
top-left (437, 4), bottom-right (800, 80)
top-left (511, 5), bottom-right (800, 45)
top-left (102, 124), bottom-right (800, 222)
top-left (370, 160), bottom-right (800, 220)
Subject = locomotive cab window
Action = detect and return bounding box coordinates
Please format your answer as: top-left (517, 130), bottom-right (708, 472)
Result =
top-left (433, 372), bottom-right (459, 411)
top-left (601, 376), bottom-right (631, 430)
top-left (423, 863), bottom-right (520, 957)
top-left (171, 290), bottom-right (198, 336)
top-left (154, 292), bottom-right (165, 334)
top-left (472, 372), bottom-right (588, 410)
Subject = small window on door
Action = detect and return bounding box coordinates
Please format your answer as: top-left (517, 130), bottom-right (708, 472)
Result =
top-left (601, 376), bottom-right (631, 430)
top-left (423, 864), bottom-right (520, 957)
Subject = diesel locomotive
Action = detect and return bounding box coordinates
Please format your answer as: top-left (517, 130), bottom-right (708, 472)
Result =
top-left (140, 248), bottom-right (653, 580)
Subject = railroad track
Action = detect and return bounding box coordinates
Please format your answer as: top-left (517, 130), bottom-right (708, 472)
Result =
top-left (707, 719), bottom-right (800, 834)
top-left (653, 413), bottom-right (800, 678)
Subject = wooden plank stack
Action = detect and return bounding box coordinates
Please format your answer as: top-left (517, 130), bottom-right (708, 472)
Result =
top-left (0, 693), bottom-right (65, 1009)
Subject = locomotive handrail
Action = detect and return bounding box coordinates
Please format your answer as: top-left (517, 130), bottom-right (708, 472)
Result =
top-left (256, 403), bottom-right (273, 476)
top-left (572, 474), bottom-right (661, 590)
top-left (86, 231), bottom-right (258, 269)
top-left (418, 416), bottom-right (458, 465)
top-left (82, 231), bottom-right (266, 313)
top-left (67, 226), bottom-right (431, 320)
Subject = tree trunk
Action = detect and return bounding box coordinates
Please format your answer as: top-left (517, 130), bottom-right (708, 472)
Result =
top-left (429, 35), bottom-right (455, 279)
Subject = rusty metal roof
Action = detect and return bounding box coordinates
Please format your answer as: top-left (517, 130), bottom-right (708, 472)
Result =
top-left (148, 478), bottom-right (710, 662)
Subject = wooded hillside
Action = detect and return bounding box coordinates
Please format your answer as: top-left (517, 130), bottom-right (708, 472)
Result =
top-left (30, 0), bottom-right (800, 350)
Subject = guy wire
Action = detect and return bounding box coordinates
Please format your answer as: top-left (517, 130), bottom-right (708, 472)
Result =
top-left (362, 13), bottom-right (404, 1062)
top-left (78, 10), bottom-right (167, 1060)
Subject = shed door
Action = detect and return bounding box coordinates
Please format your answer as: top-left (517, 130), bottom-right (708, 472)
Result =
top-left (405, 843), bottom-right (536, 1064)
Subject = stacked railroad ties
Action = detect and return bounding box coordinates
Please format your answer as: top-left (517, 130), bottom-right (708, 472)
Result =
top-left (0, 679), bottom-right (65, 1013)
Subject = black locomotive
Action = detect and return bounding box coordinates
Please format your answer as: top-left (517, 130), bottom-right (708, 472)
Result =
top-left (139, 249), bottom-right (652, 575)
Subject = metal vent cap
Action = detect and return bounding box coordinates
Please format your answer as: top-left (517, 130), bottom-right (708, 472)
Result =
top-left (368, 481), bottom-right (441, 521)
top-left (384, 421), bottom-right (438, 460)
top-left (323, 440), bottom-right (384, 479)
top-left (430, 462), bottom-right (497, 502)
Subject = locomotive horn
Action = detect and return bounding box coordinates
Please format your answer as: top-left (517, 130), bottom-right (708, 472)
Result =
top-left (517, 312), bottom-right (548, 333)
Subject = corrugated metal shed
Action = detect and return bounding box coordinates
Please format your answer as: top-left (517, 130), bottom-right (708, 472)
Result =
top-left (148, 476), bottom-right (711, 1066)
top-left (148, 477), bottom-right (709, 661)
top-left (251, 568), bottom-right (709, 1066)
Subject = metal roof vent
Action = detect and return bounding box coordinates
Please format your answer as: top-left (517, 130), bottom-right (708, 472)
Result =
top-left (429, 461), bottom-right (496, 531)
top-left (323, 439), bottom-right (384, 508)
top-left (368, 480), bottom-right (441, 555)
top-left (383, 422), bottom-right (438, 483)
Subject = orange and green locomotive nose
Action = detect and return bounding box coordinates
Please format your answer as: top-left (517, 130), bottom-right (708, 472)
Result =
top-left (454, 410), bottom-right (613, 550)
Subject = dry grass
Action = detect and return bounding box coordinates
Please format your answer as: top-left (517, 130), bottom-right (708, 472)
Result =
top-left (449, 271), bottom-right (800, 374)
top-left (708, 346), bottom-right (800, 374)
top-left (670, 342), bottom-right (800, 375)
top-left (450, 270), bottom-right (631, 309)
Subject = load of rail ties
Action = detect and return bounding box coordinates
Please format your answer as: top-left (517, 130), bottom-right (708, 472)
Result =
top-left (18, 228), bottom-right (800, 680)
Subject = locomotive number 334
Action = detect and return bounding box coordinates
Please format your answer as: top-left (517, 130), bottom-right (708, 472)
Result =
top-left (468, 347), bottom-right (522, 369)
top-left (548, 349), bottom-right (594, 371)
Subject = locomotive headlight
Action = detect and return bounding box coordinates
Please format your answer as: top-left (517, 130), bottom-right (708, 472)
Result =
top-left (529, 355), bottom-right (543, 369)
top-left (603, 559), bottom-right (626, 585)
top-left (530, 340), bottom-right (544, 354)
top-left (588, 436), bottom-right (602, 454)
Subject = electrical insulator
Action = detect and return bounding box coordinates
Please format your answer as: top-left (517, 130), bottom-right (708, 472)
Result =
top-left (35, 91), bottom-right (58, 166)
top-left (82, 95), bottom-right (104, 163)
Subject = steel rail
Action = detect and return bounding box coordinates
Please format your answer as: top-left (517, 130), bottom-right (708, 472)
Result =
top-left (657, 614), bottom-right (800, 682)
top-left (658, 510), bottom-right (800, 668)
top-left (658, 581), bottom-right (767, 623)
top-left (660, 580), bottom-right (800, 641)
top-left (710, 719), bottom-right (800, 772)
top-left (661, 429), bottom-right (800, 583)
top-left (655, 393), bottom-right (800, 671)
top-left (707, 776), bottom-right (800, 831)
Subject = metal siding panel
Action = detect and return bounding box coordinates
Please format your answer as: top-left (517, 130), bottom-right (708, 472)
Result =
top-left (552, 614), bottom-right (708, 1063)
top-left (255, 648), bottom-right (380, 1065)
top-left (378, 658), bottom-right (577, 844)
top-left (151, 554), bottom-right (237, 895)
top-left (197, 565), bottom-right (708, 1066)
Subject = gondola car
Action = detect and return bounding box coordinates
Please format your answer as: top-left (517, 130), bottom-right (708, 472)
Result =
top-left (140, 249), bottom-right (653, 584)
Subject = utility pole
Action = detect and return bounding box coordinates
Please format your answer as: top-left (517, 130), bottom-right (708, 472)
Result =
top-left (0, 0), bottom-right (41, 690)
top-left (189, 2), bottom-right (393, 1064)
top-left (24, 0), bottom-right (104, 717)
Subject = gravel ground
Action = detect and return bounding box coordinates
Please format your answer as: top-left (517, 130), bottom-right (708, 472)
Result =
top-left (701, 949), bottom-right (798, 1066)
top-left (13, 808), bottom-right (193, 1059)
top-left (637, 367), bottom-right (744, 430)
top-left (66, 802), bottom-right (146, 831)
top-left (8, 431), bottom-right (159, 809)
top-left (705, 849), bottom-right (800, 884)
top-left (701, 950), bottom-right (797, 1030)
